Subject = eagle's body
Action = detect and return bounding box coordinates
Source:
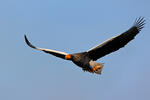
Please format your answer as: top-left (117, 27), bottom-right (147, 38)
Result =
top-left (71, 52), bottom-right (90, 68)
top-left (24, 17), bottom-right (145, 75)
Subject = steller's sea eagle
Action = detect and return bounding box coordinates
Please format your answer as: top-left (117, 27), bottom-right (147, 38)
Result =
top-left (24, 17), bottom-right (145, 75)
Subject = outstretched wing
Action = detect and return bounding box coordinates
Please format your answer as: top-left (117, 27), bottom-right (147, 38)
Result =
top-left (24, 35), bottom-right (69, 59)
top-left (87, 17), bottom-right (145, 61)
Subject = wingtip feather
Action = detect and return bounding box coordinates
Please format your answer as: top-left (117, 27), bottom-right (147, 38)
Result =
top-left (24, 35), bottom-right (37, 49)
top-left (134, 17), bottom-right (145, 31)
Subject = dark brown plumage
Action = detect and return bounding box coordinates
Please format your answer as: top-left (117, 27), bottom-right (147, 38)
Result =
top-left (24, 17), bottom-right (145, 75)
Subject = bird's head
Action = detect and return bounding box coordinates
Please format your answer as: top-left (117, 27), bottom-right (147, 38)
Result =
top-left (92, 63), bottom-right (104, 74)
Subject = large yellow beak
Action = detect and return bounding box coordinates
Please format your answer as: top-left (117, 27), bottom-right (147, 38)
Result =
top-left (65, 54), bottom-right (71, 60)
top-left (92, 64), bottom-right (104, 74)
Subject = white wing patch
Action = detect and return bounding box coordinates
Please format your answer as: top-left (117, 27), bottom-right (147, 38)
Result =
top-left (36, 47), bottom-right (69, 55)
top-left (24, 35), bottom-right (69, 56)
top-left (87, 35), bottom-right (118, 52)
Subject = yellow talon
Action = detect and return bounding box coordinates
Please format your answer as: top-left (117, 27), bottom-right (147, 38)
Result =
top-left (65, 54), bottom-right (71, 60)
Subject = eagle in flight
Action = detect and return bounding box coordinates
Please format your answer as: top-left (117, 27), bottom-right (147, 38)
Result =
top-left (24, 17), bottom-right (145, 75)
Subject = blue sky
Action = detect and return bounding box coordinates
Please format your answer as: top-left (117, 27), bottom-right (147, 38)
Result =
top-left (0, 0), bottom-right (150, 100)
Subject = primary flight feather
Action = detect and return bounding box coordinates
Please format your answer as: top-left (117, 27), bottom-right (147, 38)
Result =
top-left (24, 17), bottom-right (145, 75)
